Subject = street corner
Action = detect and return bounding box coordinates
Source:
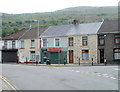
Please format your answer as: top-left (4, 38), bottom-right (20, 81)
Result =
top-left (0, 74), bottom-right (17, 90)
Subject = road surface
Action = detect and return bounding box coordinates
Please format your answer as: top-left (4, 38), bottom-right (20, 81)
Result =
top-left (1, 64), bottom-right (119, 90)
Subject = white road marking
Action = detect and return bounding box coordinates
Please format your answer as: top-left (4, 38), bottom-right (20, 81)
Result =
top-left (76, 71), bottom-right (80, 72)
top-left (42, 67), bottom-right (118, 81)
top-left (104, 76), bottom-right (109, 78)
top-left (102, 74), bottom-right (108, 76)
top-left (114, 69), bottom-right (120, 70)
top-left (97, 75), bottom-right (102, 76)
top-left (110, 77), bottom-right (117, 80)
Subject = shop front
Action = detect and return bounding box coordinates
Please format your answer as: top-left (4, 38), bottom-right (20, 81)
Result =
top-left (41, 47), bottom-right (67, 64)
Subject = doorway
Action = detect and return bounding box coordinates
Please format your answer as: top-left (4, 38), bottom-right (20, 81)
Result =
top-left (99, 49), bottom-right (104, 63)
top-left (69, 50), bottom-right (74, 63)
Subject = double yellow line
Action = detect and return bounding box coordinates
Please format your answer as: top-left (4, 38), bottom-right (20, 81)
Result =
top-left (0, 74), bottom-right (17, 90)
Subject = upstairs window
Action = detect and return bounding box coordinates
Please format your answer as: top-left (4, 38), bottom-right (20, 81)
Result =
top-left (55, 38), bottom-right (60, 47)
top-left (115, 34), bottom-right (120, 45)
top-left (98, 35), bottom-right (105, 46)
top-left (12, 41), bottom-right (15, 48)
top-left (31, 40), bottom-right (35, 48)
top-left (82, 36), bottom-right (88, 46)
top-left (69, 37), bottom-right (74, 46)
top-left (43, 39), bottom-right (47, 47)
top-left (21, 40), bottom-right (24, 48)
top-left (4, 41), bottom-right (7, 47)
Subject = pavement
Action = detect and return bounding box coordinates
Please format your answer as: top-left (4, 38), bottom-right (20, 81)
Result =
top-left (18, 63), bottom-right (118, 67)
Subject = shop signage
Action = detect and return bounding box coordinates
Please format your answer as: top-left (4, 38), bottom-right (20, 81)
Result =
top-left (48, 47), bottom-right (62, 51)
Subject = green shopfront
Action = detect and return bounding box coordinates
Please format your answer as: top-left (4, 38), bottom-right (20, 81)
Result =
top-left (41, 47), bottom-right (67, 64)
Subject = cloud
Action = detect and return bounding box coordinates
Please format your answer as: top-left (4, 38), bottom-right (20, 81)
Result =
top-left (0, 0), bottom-right (119, 14)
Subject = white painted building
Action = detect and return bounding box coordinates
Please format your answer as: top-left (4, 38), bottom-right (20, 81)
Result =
top-left (0, 39), bottom-right (4, 62)
top-left (2, 29), bottom-right (28, 63)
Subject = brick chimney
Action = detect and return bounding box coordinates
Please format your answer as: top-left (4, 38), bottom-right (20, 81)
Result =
top-left (73, 19), bottom-right (78, 24)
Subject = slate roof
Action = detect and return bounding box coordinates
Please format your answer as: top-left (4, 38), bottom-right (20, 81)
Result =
top-left (41, 22), bottom-right (103, 37)
top-left (2, 29), bottom-right (28, 40)
top-left (20, 27), bottom-right (48, 39)
top-left (98, 20), bottom-right (119, 34)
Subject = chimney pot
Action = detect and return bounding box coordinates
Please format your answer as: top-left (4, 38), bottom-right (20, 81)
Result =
top-left (73, 19), bottom-right (78, 24)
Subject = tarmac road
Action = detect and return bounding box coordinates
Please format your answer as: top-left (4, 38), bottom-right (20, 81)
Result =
top-left (1, 64), bottom-right (119, 90)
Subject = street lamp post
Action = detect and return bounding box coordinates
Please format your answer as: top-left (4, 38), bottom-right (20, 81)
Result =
top-left (34, 20), bottom-right (40, 64)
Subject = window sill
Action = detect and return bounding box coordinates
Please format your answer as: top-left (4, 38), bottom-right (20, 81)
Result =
top-left (82, 59), bottom-right (89, 60)
top-left (114, 59), bottom-right (120, 61)
top-left (98, 45), bottom-right (105, 46)
top-left (30, 47), bottom-right (35, 49)
top-left (115, 44), bottom-right (120, 45)
top-left (69, 45), bottom-right (74, 47)
top-left (30, 60), bottom-right (36, 61)
top-left (20, 48), bottom-right (25, 49)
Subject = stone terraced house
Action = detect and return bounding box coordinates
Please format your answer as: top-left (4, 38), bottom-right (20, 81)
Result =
top-left (98, 20), bottom-right (120, 64)
top-left (2, 20), bottom-right (119, 64)
top-left (40, 21), bottom-right (103, 64)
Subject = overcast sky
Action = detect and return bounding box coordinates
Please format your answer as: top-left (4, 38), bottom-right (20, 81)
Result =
top-left (0, 0), bottom-right (119, 14)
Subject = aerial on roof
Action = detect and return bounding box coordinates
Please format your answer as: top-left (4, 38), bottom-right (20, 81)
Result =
top-left (2, 28), bottom-right (28, 40)
top-left (98, 20), bottom-right (119, 34)
top-left (41, 22), bottom-right (103, 37)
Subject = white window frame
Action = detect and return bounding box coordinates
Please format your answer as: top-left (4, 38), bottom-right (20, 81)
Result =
top-left (12, 40), bottom-right (16, 49)
top-left (30, 51), bottom-right (36, 61)
top-left (114, 49), bottom-right (120, 60)
top-left (68, 37), bottom-right (74, 46)
top-left (21, 40), bottom-right (24, 48)
top-left (31, 40), bottom-right (35, 48)
top-left (82, 36), bottom-right (88, 46)
top-left (43, 38), bottom-right (47, 47)
top-left (4, 41), bottom-right (7, 48)
top-left (54, 38), bottom-right (60, 47)
top-left (82, 50), bottom-right (89, 60)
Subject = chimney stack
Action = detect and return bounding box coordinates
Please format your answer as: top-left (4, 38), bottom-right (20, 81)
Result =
top-left (73, 19), bottom-right (78, 24)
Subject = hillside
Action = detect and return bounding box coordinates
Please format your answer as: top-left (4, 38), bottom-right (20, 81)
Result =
top-left (2, 6), bottom-right (118, 37)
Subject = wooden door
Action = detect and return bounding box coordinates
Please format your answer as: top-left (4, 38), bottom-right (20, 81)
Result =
top-left (69, 50), bottom-right (74, 63)
top-left (100, 49), bottom-right (104, 63)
